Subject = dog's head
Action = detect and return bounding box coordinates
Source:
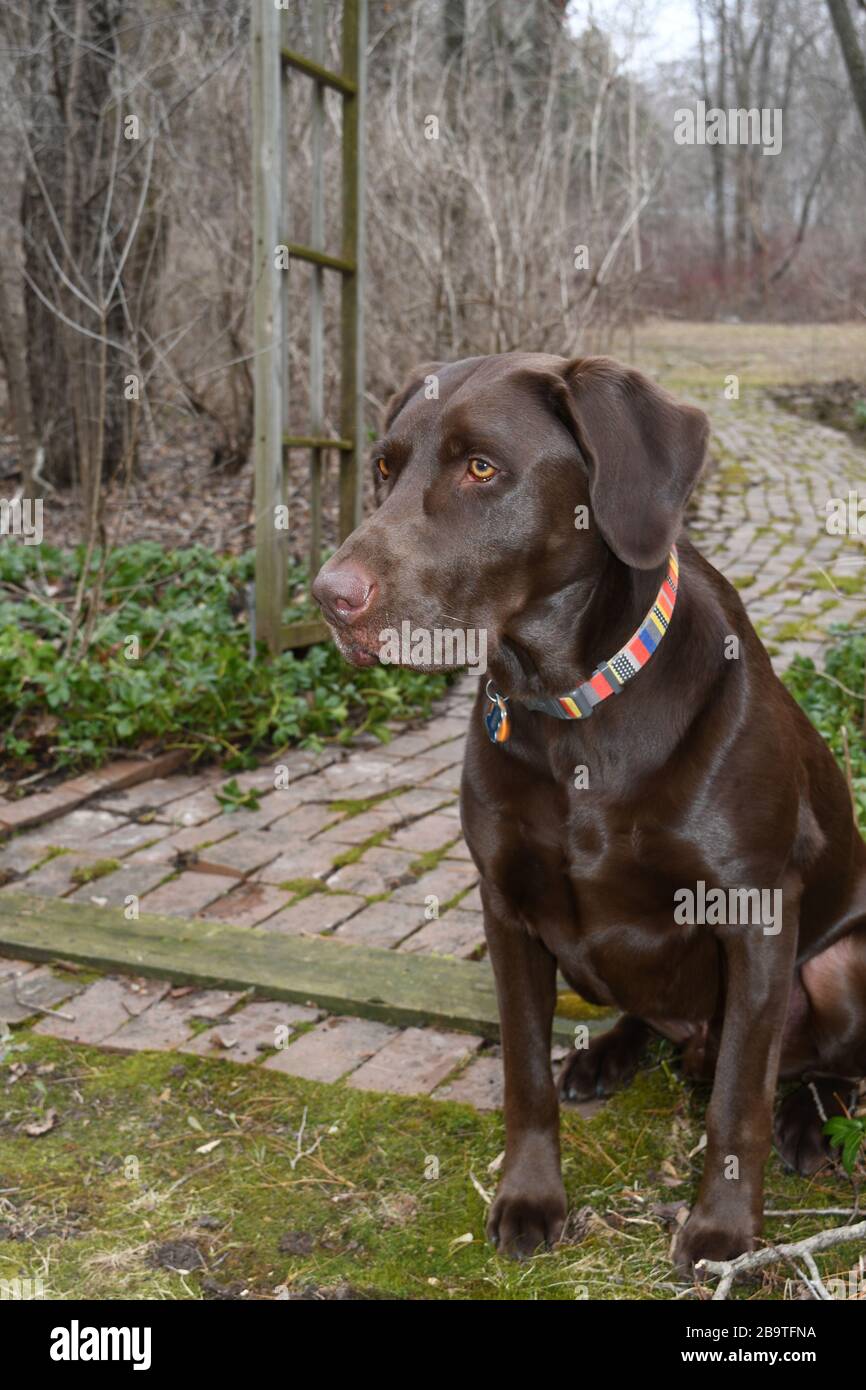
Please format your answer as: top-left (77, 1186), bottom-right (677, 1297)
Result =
top-left (312, 353), bottom-right (709, 672)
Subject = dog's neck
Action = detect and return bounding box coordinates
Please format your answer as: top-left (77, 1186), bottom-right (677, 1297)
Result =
top-left (489, 548), bottom-right (672, 701)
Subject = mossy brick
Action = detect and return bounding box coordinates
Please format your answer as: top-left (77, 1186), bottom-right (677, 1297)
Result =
top-left (325, 845), bottom-right (412, 896)
top-left (386, 787), bottom-right (455, 818)
top-left (93, 772), bottom-right (211, 816)
top-left (68, 862), bottom-right (170, 908)
top-left (181, 1000), bottom-right (322, 1064)
top-left (100, 988), bottom-right (239, 1052)
top-left (391, 861), bottom-right (478, 908)
top-left (263, 1016), bottom-right (397, 1082)
top-left (9, 809), bottom-right (126, 849)
top-left (269, 803), bottom-right (337, 838)
top-left (334, 901), bottom-right (427, 949)
top-left (0, 753), bottom-right (186, 836)
top-left (159, 789), bottom-right (226, 827)
top-left (346, 1026), bottom-right (482, 1096)
top-left (34, 976), bottom-right (170, 1043)
top-left (193, 830), bottom-right (285, 878)
top-left (433, 1054), bottom-right (504, 1110)
top-left (319, 755), bottom-right (405, 791)
top-left (0, 956), bottom-right (37, 979)
top-left (388, 814), bottom-right (459, 855)
top-left (0, 839), bottom-right (61, 878)
top-left (141, 871), bottom-right (233, 917)
top-left (443, 839), bottom-right (474, 863)
top-left (254, 842), bottom-right (338, 885)
top-left (4, 850), bottom-right (111, 899)
top-left (316, 808), bottom-right (401, 846)
top-left (199, 882), bottom-right (291, 928)
top-left (0, 967), bottom-right (84, 1024)
top-left (397, 909), bottom-right (485, 960)
top-left (257, 893), bottom-right (366, 936)
top-left (91, 821), bottom-right (175, 855)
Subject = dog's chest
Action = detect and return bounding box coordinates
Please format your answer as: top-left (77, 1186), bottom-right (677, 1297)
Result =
top-left (494, 804), bottom-right (718, 1017)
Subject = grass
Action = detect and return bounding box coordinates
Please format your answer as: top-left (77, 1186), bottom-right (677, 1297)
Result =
top-left (1, 1031), bottom-right (862, 1301)
top-left (615, 319), bottom-right (866, 392)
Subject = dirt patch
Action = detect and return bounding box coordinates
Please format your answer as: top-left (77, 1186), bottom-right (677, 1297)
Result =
top-left (0, 414), bottom-right (350, 566)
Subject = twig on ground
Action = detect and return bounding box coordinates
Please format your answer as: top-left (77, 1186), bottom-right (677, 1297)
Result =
top-left (697, 1218), bottom-right (866, 1299)
top-left (765, 1207), bottom-right (859, 1218)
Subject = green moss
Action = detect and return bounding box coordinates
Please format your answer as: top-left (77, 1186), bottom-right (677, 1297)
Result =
top-left (811, 570), bottom-right (864, 597)
top-left (409, 841), bottom-right (459, 877)
top-left (0, 1032), bottom-right (857, 1301)
top-left (278, 878), bottom-right (327, 898)
top-left (733, 574), bottom-right (756, 590)
top-left (715, 459), bottom-right (750, 488)
top-left (555, 991), bottom-right (616, 1023)
top-left (331, 830), bottom-right (390, 869)
top-left (774, 619), bottom-right (816, 642)
top-left (29, 846), bottom-right (71, 871)
top-left (328, 786), bottom-right (410, 817)
top-left (70, 858), bottom-right (122, 887)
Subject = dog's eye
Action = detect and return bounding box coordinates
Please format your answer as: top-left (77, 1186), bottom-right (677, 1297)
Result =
top-left (375, 458), bottom-right (390, 480)
top-left (467, 457), bottom-right (497, 482)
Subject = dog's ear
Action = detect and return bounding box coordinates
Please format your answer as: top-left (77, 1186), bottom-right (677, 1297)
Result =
top-left (556, 357), bottom-right (710, 569)
top-left (384, 362), bottom-right (444, 430)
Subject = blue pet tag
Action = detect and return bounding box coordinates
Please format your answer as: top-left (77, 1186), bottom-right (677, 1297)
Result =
top-left (485, 691), bottom-right (511, 745)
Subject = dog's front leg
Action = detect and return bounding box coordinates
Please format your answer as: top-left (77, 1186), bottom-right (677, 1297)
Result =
top-left (483, 889), bottom-right (566, 1258)
top-left (674, 880), bottom-right (799, 1274)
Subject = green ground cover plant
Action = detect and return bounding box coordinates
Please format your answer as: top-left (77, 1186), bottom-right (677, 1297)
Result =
top-left (0, 543), bottom-right (453, 780)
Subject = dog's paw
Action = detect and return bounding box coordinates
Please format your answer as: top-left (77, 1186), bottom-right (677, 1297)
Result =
top-left (558, 1019), bottom-right (647, 1103)
top-left (774, 1079), bottom-right (853, 1176)
top-left (673, 1209), bottom-right (757, 1276)
top-left (487, 1183), bottom-right (566, 1260)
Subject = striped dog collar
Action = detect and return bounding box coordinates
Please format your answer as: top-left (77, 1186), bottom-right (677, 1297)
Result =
top-left (484, 546), bottom-right (679, 744)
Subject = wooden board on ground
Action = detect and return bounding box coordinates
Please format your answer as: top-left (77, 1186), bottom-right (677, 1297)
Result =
top-left (0, 893), bottom-right (611, 1047)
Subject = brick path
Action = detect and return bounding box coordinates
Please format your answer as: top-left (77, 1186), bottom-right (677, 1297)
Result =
top-left (1, 396), bottom-right (863, 1108)
top-left (690, 393), bottom-right (866, 672)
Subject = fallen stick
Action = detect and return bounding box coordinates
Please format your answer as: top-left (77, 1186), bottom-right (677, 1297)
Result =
top-left (697, 1218), bottom-right (866, 1300)
top-left (765, 1207), bottom-right (859, 1218)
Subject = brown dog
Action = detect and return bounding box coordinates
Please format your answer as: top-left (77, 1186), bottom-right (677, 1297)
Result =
top-left (313, 353), bottom-right (866, 1272)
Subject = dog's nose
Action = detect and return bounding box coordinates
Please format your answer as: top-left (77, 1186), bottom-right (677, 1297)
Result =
top-left (312, 563), bottom-right (377, 625)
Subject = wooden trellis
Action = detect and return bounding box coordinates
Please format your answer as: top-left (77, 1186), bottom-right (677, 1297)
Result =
top-left (251, 0), bottom-right (367, 654)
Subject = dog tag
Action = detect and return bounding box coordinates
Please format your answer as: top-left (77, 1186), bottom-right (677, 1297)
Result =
top-left (485, 692), bottom-right (511, 745)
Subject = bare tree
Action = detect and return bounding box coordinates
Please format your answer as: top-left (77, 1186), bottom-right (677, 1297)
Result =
top-left (826, 0), bottom-right (866, 139)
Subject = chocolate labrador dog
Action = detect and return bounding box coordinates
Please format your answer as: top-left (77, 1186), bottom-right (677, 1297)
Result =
top-left (312, 352), bottom-right (866, 1272)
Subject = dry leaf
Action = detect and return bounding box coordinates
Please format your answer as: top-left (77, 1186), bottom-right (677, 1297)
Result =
top-left (448, 1231), bottom-right (474, 1255)
top-left (688, 1133), bottom-right (708, 1159)
top-left (24, 1108), bottom-right (58, 1137)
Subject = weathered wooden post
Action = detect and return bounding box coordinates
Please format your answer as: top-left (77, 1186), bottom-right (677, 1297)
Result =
top-left (251, 0), bottom-right (286, 656)
top-left (252, 0), bottom-right (367, 654)
top-left (339, 0), bottom-right (367, 543)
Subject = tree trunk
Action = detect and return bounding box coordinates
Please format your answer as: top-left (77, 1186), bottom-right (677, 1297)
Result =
top-left (826, 0), bottom-right (866, 141)
top-left (18, 0), bottom-right (162, 488)
top-left (0, 261), bottom-right (39, 498)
